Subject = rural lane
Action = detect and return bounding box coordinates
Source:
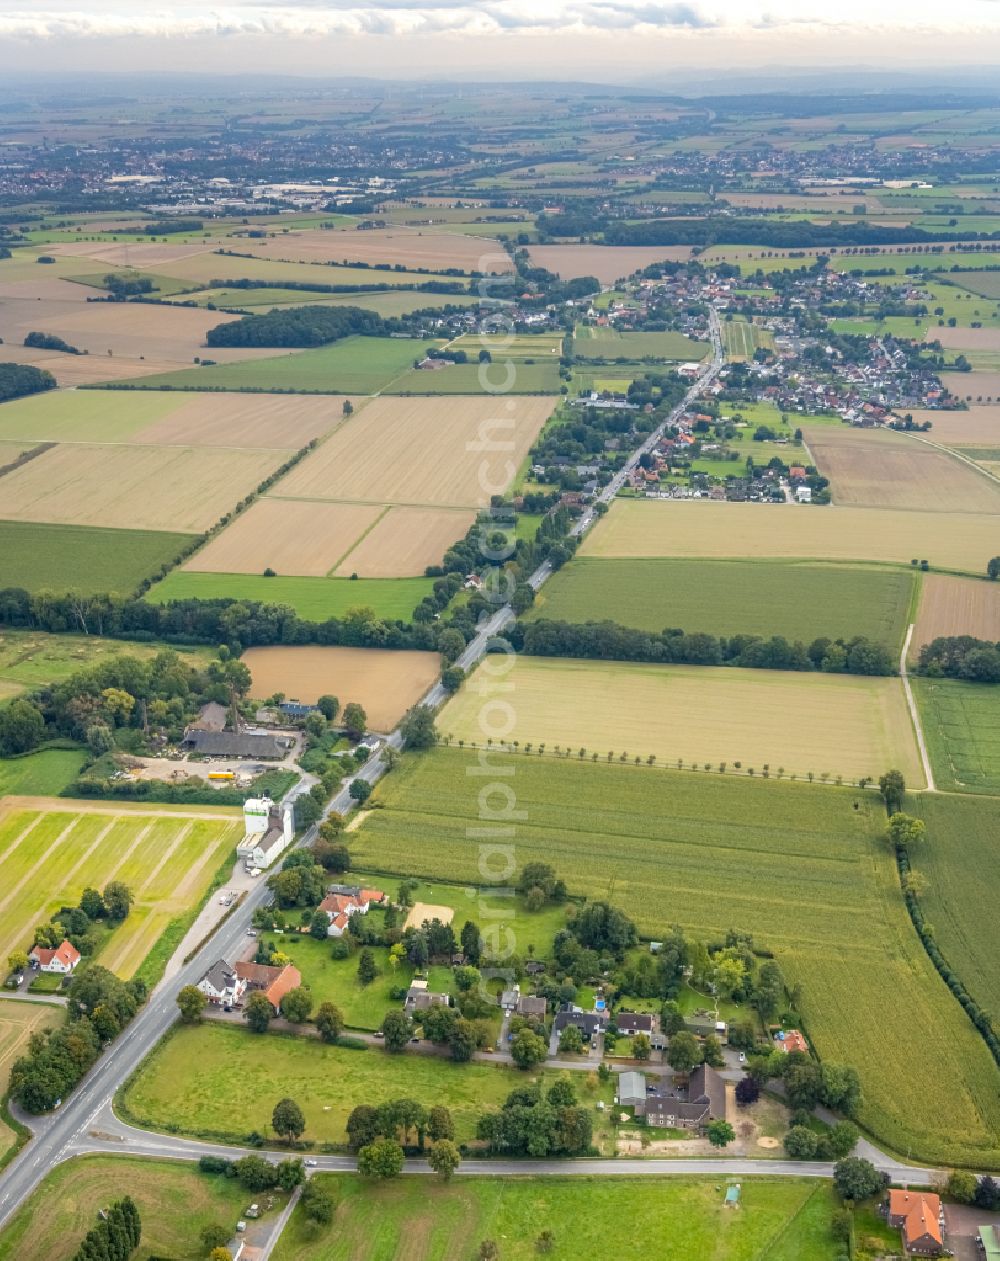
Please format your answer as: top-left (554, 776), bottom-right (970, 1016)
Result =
top-left (899, 623), bottom-right (935, 791)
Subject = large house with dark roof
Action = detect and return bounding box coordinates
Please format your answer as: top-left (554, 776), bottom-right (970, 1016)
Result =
top-left (644, 1064), bottom-right (727, 1131)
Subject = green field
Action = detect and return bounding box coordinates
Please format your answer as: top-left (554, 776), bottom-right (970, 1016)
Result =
top-left (573, 326), bottom-right (709, 361)
top-left (351, 747), bottom-right (1000, 1168)
top-left (172, 288), bottom-right (484, 316)
top-left (528, 558), bottom-right (914, 648)
top-left (722, 318), bottom-right (776, 361)
top-left (100, 336), bottom-right (442, 394)
top-left (146, 571), bottom-right (433, 622)
top-left (0, 521), bottom-right (195, 596)
top-left (0, 748), bottom-right (88, 797)
top-left (948, 270), bottom-right (1000, 299)
top-left (122, 1023), bottom-right (570, 1146)
top-left (0, 390), bottom-right (180, 444)
top-left (449, 332), bottom-right (564, 358)
top-left (385, 360), bottom-right (562, 395)
top-left (911, 793), bottom-right (1000, 1039)
top-left (0, 1156), bottom-right (263, 1261)
top-left (911, 677), bottom-right (1000, 793)
top-left (274, 1175), bottom-right (841, 1261)
top-left (0, 805), bottom-right (242, 978)
top-left (828, 316), bottom-right (931, 339)
top-left (0, 630), bottom-right (211, 700)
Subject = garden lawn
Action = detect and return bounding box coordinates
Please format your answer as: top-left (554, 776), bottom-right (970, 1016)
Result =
top-left (122, 1023), bottom-right (549, 1145)
top-left (348, 747), bottom-right (1000, 1169)
top-left (146, 572), bottom-right (433, 622)
top-left (527, 558), bottom-right (914, 648)
top-left (0, 522), bottom-right (196, 596)
top-left (273, 1175), bottom-right (841, 1261)
top-left (0, 749), bottom-right (86, 796)
top-left (0, 1156), bottom-right (262, 1261)
top-left (910, 793), bottom-right (1000, 1072)
top-left (100, 336), bottom-right (442, 394)
top-left (911, 677), bottom-right (1000, 794)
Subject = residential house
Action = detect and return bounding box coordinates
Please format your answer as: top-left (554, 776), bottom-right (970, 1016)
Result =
top-left (553, 1006), bottom-right (608, 1041)
top-left (318, 885), bottom-right (384, 937)
top-left (617, 1070), bottom-right (649, 1115)
top-left (524, 960), bottom-right (546, 977)
top-left (197, 959), bottom-right (247, 1008)
top-left (645, 1064), bottom-right (727, 1131)
top-left (233, 961), bottom-right (301, 1012)
top-left (886, 1190), bottom-right (943, 1256)
top-left (29, 940), bottom-right (80, 975)
top-left (500, 984), bottom-right (520, 1013)
top-left (684, 1014), bottom-right (728, 1041)
top-left (616, 1011), bottom-right (657, 1036)
top-left (404, 978), bottom-right (450, 1013)
top-left (517, 994), bottom-right (548, 1020)
top-left (773, 1028), bottom-right (808, 1054)
top-left (278, 700), bottom-right (319, 722)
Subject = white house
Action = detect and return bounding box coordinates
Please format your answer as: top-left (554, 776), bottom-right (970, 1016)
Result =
top-left (29, 940), bottom-right (81, 974)
top-left (318, 885), bottom-right (384, 936)
top-left (196, 959), bottom-right (247, 1008)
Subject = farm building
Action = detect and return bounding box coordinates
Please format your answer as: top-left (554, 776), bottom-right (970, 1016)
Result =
top-left (617, 1071), bottom-right (649, 1114)
top-left (232, 961), bottom-right (301, 1013)
top-left (644, 1064), bottom-right (727, 1132)
top-left (28, 940), bottom-right (80, 975)
top-left (181, 729), bottom-right (288, 759)
top-left (237, 795), bottom-right (294, 870)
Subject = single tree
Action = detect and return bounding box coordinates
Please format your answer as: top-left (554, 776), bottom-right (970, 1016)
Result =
top-left (281, 986), bottom-right (312, 1024)
top-left (357, 947), bottom-right (377, 986)
top-left (784, 1125), bottom-right (819, 1159)
top-left (987, 555), bottom-right (1000, 581)
top-left (947, 1169), bottom-right (978, 1204)
top-left (315, 1001), bottom-right (344, 1043)
top-left (427, 1105), bottom-right (455, 1142)
top-left (272, 1096), bottom-right (306, 1144)
top-left (349, 778), bottom-right (372, 804)
top-left (510, 1027), bottom-right (548, 1070)
top-left (878, 769), bottom-right (906, 814)
top-left (346, 1104), bottom-right (381, 1150)
top-left (381, 1009), bottom-right (413, 1052)
top-left (829, 1120), bottom-right (859, 1159)
top-left (735, 1076), bottom-right (760, 1107)
top-left (666, 1031), bottom-right (702, 1075)
top-left (244, 991), bottom-right (273, 1034)
top-left (301, 1179), bottom-right (336, 1225)
top-left (400, 705), bottom-right (438, 750)
top-left (428, 1138), bottom-right (461, 1181)
top-left (7, 950), bottom-right (29, 976)
top-left (176, 984), bottom-right (206, 1024)
top-left (342, 702), bottom-right (367, 741)
top-left (102, 880), bottom-right (133, 921)
top-left (558, 1024), bottom-right (584, 1055)
top-left (833, 1156), bottom-right (887, 1202)
top-left (358, 1137), bottom-right (404, 1179)
top-left (200, 1223), bottom-right (230, 1251)
top-left (885, 812), bottom-right (926, 850)
top-left (632, 1033), bottom-right (652, 1061)
top-left (707, 1119), bottom-right (736, 1149)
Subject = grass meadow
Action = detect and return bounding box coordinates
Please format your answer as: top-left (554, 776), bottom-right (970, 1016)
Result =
top-left (122, 1023), bottom-right (567, 1145)
top-left (527, 558), bottom-right (914, 648)
top-left (103, 336), bottom-right (442, 394)
top-left (0, 805), bottom-right (242, 978)
top-left (0, 1156), bottom-right (261, 1261)
top-left (347, 747), bottom-right (1000, 1168)
top-left (146, 571), bottom-right (433, 622)
top-left (440, 657), bottom-right (923, 783)
top-left (911, 677), bottom-right (1000, 794)
top-left (573, 326), bottom-right (709, 361)
top-left (912, 793), bottom-right (1000, 1037)
top-left (274, 1175), bottom-right (841, 1261)
top-left (0, 521), bottom-right (195, 596)
top-left (0, 749), bottom-right (87, 797)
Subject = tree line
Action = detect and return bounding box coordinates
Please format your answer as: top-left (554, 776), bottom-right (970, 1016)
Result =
top-left (917, 634), bottom-right (1000, 683)
top-left (69, 1197), bottom-right (141, 1261)
top-left (511, 619), bottom-right (896, 676)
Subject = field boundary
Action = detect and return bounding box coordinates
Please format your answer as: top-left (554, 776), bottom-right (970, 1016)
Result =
top-left (899, 625), bottom-right (935, 792)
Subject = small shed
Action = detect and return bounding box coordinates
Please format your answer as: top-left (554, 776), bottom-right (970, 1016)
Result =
top-left (724, 1185), bottom-right (741, 1209)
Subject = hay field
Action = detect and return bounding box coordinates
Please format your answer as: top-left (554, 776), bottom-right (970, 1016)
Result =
top-left (277, 395), bottom-right (554, 508)
top-left (928, 325), bottom-right (1000, 351)
top-left (0, 443), bottom-right (283, 533)
top-left (902, 407), bottom-right (1000, 444)
top-left (442, 657), bottom-right (923, 783)
top-left (243, 645), bottom-right (440, 730)
top-left (912, 573), bottom-right (1000, 651)
top-left (0, 802), bottom-right (242, 978)
top-left (0, 343), bottom-right (187, 387)
top-left (184, 499), bottom-right (384, 577)
top-left (526, 244), bottom-right (694, 285)
top-left (131, 392), bottom-right (350, 449)
top-left (804, 423), bottom-right (1000, 513)
top-left (47, 239), bottom-right (210, 267)
top-left (582, 498), bottom-right (1000, 574)
top-left (236, 228), bottom-right (514, 274)
top-left (333, 505), bottom-right (476, 577)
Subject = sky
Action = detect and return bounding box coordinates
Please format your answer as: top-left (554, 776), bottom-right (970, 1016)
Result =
top-left (0, 1), bottom-right (998, 79)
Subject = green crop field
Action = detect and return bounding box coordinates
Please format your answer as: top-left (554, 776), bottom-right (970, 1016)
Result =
top-left (384, 360), bottom-right (562, 395)
top-left (274, 1175), bottom-right (840, 1261)
top-left (122, 1023), bottom-right (578, 1146)
top-left (146, 570), bottom-right (433, 621)
top-left (0, 390), bottom-right (181, 444)
top-left (440, 657), bottom-right (923, 784)
top-left (573, 326), bottom-right (709, 361)
top-left (0, 522), bottom-right (196, 596)
top-left (0, 1156), bottom-right (263, 1261)
top-left (349, 747), bottom-right (1000, 1168)
top-left (101, 336), bottom-right (442, 394)
top-left (528, 558), bottom-right (914, 648)
top-left (172, 287), bottom-right (484, 316)
top-left (0, 805), bottom-right (242, 978)
top-left (449, 332), bottom-right (564, 358)
top-left (0, 630), bottom-right (211, 700)
top-left (0, 749), bottom-right (88, 797)
top-left (722, 318), bottom-right (776, 361)
top-left (948, 271), bottom-right (1000, 299)
top-left (911, 677), bottom-right (1000, 794)
top-left (911, 793), bottom-right (1000, 1038)
top-left (828, 317), bottom-right (930, 339)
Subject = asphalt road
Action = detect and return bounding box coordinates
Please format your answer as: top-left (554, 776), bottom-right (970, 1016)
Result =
top-left (11, 312), bottom-right (943, 1230)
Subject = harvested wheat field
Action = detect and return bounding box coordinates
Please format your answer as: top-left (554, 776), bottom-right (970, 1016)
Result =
top-left (277, 395), bottom-right (554, 509)
top-left (527, 244), bottom-right (694, 285)
top-left (913, 574), bottom-right (1000, 652)
top-left (47, 239), bottom-right (212, 268)
top-left (0, 443), bottom-right (283, 533)
top-left (0, 343), bottom-right (188, 387)
top-left (239, 228), bottom-right (513, 274)
top-left (902, 408), bottom-right (1000, 444)
top-left (949, 373), bottom-right (1000, 405)
top-left (442, 657), bottom-right (924, 784)
top-left (132, 393), bottom-right (351, 449)
top-left (333, 505), bottom-right (475, 577)
top-left (927, 326), bottom-right (1000, 352)
top-left (184, 499), bottom-right (385, 577)
top-left (243, 645), bottom-right (440, 731)
top-left (581, 499), bottom-right (1000, 574)
top-left (804, 424), bottom-right (1000, 513)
